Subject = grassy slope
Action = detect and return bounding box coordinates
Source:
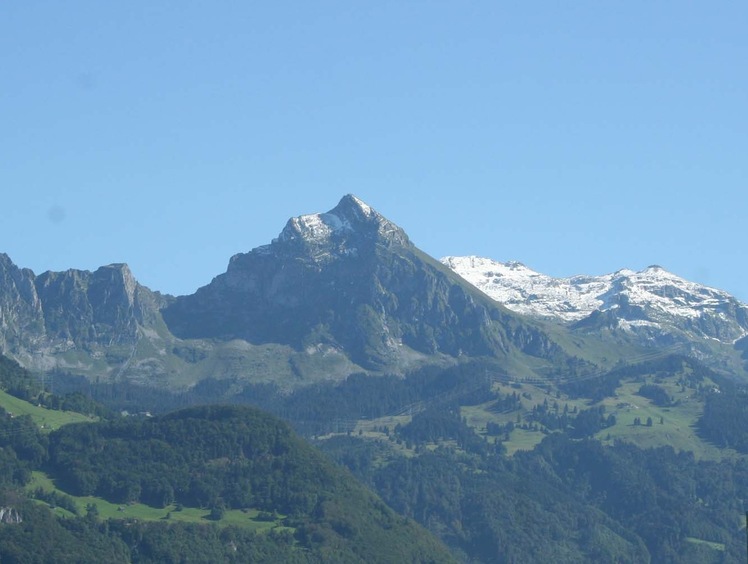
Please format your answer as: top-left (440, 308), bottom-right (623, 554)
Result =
top-left (27, 471), bottom-right (288, 531)
top-left (458, 373), bottom-right (745, 461)
top-left (344, 373), bottom-right (733, 460)
top-left (0, 389), bottom-right (94, 430)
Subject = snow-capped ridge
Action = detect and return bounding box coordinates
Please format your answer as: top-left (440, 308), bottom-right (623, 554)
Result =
top-left (442, 255), bottom-right (748, 346)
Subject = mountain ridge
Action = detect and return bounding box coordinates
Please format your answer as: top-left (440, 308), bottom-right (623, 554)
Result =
top-left (1, 196), bottom-right (588, 391)
top-left (3, 196), bottom-right (744, 392)
top-left (443, 255), bottom-right (748, 377)
top-left (0, 254), bottom-right (170, 361)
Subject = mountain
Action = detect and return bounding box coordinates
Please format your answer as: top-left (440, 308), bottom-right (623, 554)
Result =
top-left (1, 196), bottom-right (593, 395)
top-left (442, 256), bottom-right (748, 378)
top-left (161, 194), bottom-right (571, 375)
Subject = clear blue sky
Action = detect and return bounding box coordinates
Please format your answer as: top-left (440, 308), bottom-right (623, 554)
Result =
top-left (2, 2), bottom-right (746, 300)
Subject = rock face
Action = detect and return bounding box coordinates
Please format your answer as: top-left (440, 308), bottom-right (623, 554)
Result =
top-left (0, 254), bottom-right (46, 354)
top-left (34, 263), bottom-right (160, 347)
top-left (163, 195), bottom-right (557, 371)
top-left (0, 253), bottom-right (169, 375)
top-left (443, 255), bottom-right (748, 376)
top-left (0, 507), bottom-right (22, 524)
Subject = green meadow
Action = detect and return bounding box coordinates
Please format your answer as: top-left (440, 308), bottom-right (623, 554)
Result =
top-left (0, 389), bottom-right (94, 430)
top-left (27, 471), bottom-right (290, 532)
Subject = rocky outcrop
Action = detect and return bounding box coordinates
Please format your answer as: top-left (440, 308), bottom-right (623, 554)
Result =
top-left (0, 255), bottom-right (171, 376)
top-left (0, 507), bottom-right (22, 524)
top-left (0, 253), bottom-right (46, 355)
top-left (34, 263), bottom-right (165, 348)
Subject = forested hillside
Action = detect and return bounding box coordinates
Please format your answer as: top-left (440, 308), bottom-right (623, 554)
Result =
top-left (16, 349), bottom-right (747, 562)
top-left (0, 355), bottom-right (454, 563)
top-left (322, 418), bottom-right (748, 563)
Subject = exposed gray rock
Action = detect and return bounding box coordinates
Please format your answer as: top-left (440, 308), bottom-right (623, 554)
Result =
top-left (0, 255), bottom-right (173, 379)
top-left (0, 506), bottom-right (22, 524)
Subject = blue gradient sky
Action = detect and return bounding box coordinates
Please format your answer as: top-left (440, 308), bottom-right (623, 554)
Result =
top-left (2, 2), bottom-right (746, 299)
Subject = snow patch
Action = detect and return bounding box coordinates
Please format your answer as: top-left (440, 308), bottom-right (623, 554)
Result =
top-left (349, 194), bottom-right (374, 217)
top-left (281, 211), bottom-right (352, 244)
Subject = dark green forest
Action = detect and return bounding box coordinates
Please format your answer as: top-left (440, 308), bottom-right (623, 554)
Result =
top-left (323, 421), bottom-right (748, 563)
top-left (699, 384), bottom-right (748, 452)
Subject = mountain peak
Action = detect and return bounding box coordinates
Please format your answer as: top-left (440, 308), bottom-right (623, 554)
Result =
top-left (276, 194), bottom-right (409, 249)
top-left (92, 263), bottom-right (138, 304)
top-left (334, 193), bottom-right (376, 220)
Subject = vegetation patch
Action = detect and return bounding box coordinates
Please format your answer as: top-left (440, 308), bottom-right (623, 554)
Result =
top-left (0, 389), bottom-right (94, 431)
top-left (684, 537), bottom-right (726, 552)
top-left (28, 471), bottom-right (288, 531)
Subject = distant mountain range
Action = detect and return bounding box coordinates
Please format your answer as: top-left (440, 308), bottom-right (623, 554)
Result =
top-left (443, 256), bottom-right (748, 376)
top-left (441, 256), bottom-right (748, 336)
top-left (1, 195), bottom-right (747, 391)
